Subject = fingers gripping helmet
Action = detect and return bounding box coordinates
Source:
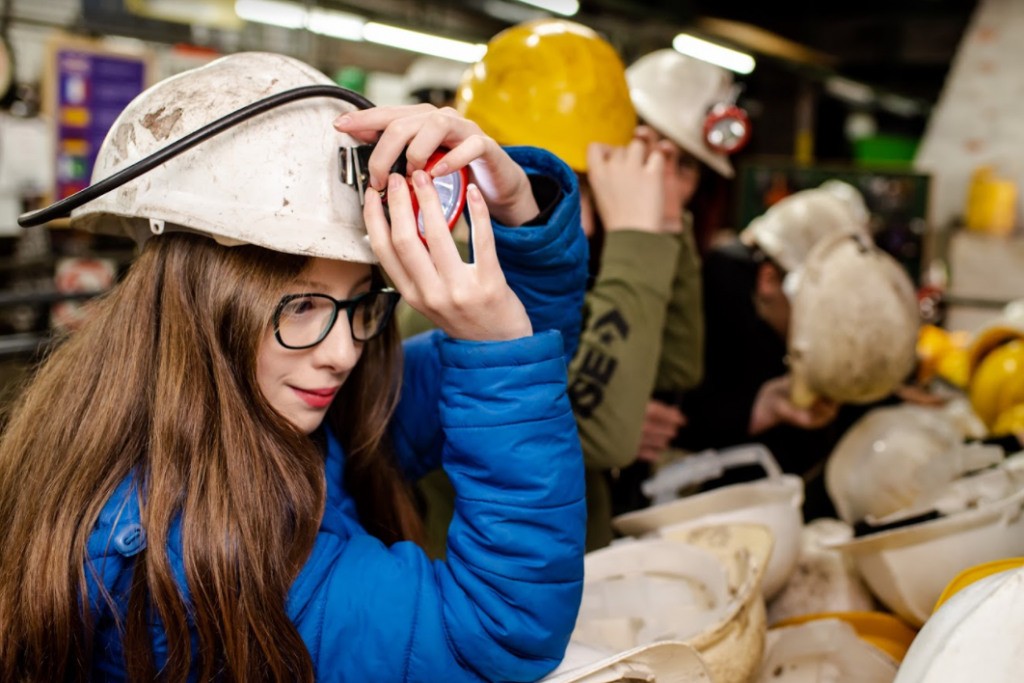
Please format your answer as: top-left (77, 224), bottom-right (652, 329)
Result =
top-left (626, 49), bottom-right (742, 179)
top-left (70, 52), bottom-right (377, 263)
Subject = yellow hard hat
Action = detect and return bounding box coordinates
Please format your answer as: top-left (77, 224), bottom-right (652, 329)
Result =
top-left (917, 325), bottom-right (953, 384)
top-left (969, 325), bottom-right (1024, 373)
top-left (773, 611), bottom-right (918, 663)
top-left (934, 558), bottom-right (1024, 612)
top-left (936, 346), bottom-right (971, 389)
top-left (993, 402), bottom-right (1024, 437)
top-left (456, 19), bottom-right (636, 172)
top-left (969, 339), bottom-right (1024, 429)
top-left (918, 325), bottom-right (971, 387)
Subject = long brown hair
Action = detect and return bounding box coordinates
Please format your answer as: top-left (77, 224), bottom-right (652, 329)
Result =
top-left (0, 232), bottom-right (420, 682)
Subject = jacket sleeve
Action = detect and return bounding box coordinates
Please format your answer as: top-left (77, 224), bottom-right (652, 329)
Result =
top-left (389, 147), bottom-right (588, 481)
top-left (568, 230), bottom-right (681, 471)
top-left (491, 146), bottom-right (588, 366)
top-left (83, 483), bottom-right (138, 683)
top-left (300, 331), bottom-right (586, 683)
top-left (655, 215), bottom-right (705, 394)
top-left (84, 480), bottom-right (191, 681)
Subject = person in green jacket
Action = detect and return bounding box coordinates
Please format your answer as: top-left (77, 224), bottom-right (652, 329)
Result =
top-left (402, 23), bottom-right (719, 554)
top-left (605, 48), bottom-right (751, 518)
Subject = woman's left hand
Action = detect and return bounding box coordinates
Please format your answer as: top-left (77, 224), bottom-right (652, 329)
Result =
top-left (335, 105), bottom-right (540, 227)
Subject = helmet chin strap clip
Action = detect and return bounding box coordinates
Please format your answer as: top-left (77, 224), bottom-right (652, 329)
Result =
top-left (339, 145), bottom-right (373, 207)
top-left (339, 144), bottom-right (466, 244)
top-left (339, 144), bottom-right (410, 207)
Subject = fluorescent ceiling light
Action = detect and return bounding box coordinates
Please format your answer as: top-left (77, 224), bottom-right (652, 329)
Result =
top-left (308, 8), bottom-right (365, 41)
top-left (879, 93), bottom-right (922, 118)
top-left (825, 77), bottom-right (875, 105)
top-left (362, 23), bottom-right (487, 63)
top-left (235, 0), bottom-right (305, 29)
top-left (673, 34), bottom-right (755, 75)
top-left (236, 0), bottom-right (364, 40)
top-left (513, 0), bottom-right (579, 16)
top-left (145, 0), bottom-right (237, 26)
top-left (481, 0), bottom-right (549, 23)
top-left (235, 2), bottom-right (486, 64)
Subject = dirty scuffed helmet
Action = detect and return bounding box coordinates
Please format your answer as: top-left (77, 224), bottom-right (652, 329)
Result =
top-left (741, 181), bottom-right (871, 274)
top-left (71, 52), bottom-right (376, 263)
top-left (788, 233), bottom-right (918, 406)
top-left (626, 49), bottom-right (737, 178)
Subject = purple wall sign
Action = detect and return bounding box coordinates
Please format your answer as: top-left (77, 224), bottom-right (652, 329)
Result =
top-left (55, 49), bottom-right (146, 199)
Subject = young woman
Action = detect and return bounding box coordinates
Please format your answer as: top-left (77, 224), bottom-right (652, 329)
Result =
top-left (0, 53), bottom-right (588, 682)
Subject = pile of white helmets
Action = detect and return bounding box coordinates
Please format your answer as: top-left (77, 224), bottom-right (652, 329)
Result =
top-left (544, 176), bottom-right (1022, 682)
top-left (547, 398), bottom-right (1024, 683)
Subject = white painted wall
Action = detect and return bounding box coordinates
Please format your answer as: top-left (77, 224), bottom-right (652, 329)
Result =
top-left (916, 0), bottom-right (1024, 231)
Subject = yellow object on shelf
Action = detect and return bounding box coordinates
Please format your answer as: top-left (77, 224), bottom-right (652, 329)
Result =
top-left (965, 166), bottom-right (1018, 237)
top-left (917, 325), bottom-right (971, 387)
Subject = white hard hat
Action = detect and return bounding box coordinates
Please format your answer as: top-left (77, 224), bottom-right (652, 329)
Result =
top-left (71, 52), bottom-right (376, 263)
top-left (826, 405), bottom-right (1005, 525)
top-left (894, 563), bottom-right (1024, 682)
top-left (404, 56), bottom-right (468, 104)
top-left (614, 446), bottom-right (804, 600)
top-left (574, 526), bottom-right (772, 683)
top-left (788, 233), bottom-right (918, 407)
top-left (819, 179), bottom-right (870, 225)
top-left (766, 519), bottom-right (877, 624)
top-left (740, 184), bottom-right (871, 274)
top-left (626, 49), bottom-right (736, 178)
top-left (540, 641), bottom-right (712, 683)
top-left (757, 619), bottom-right (898, 683)
top-left (827, 455), bottom-right (1024, 626)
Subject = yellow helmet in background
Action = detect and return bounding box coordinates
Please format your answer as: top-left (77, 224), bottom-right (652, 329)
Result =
top-left (968, 301), bottom-right (1024, 435)
top-left (894, 559), bottom-right (1024, 682)
top-left (917, 324), bottom-right (971, 388)
top-left (993, 402), bottom-right (1024, 437)
top-left (933, 558), bottom-right (1024, 612)
top-left (772, 612), bottom-right (918, 663)
top-left (936, 346), bottom-right (971, 389)
top-left (970, 339), bottom-right (1024, 433)
top-left (456, 19), bottom-right (636, 172)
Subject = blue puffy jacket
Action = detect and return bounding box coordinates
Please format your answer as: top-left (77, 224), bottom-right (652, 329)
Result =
top-left (84, 148), bottom-right (589, 682)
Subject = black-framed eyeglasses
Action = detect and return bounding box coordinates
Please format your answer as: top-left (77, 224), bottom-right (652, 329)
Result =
top-left (272, 288), bottom-right (401, 350)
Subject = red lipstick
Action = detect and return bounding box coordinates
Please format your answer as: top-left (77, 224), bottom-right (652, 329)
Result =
top-left (292, 386), bottom-right (339, 409)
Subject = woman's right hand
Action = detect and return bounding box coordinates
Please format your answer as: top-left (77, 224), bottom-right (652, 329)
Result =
top-left (363, 170), bottom-right (532, 343)
top-left (586, 140), bottom-right (667, 234)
